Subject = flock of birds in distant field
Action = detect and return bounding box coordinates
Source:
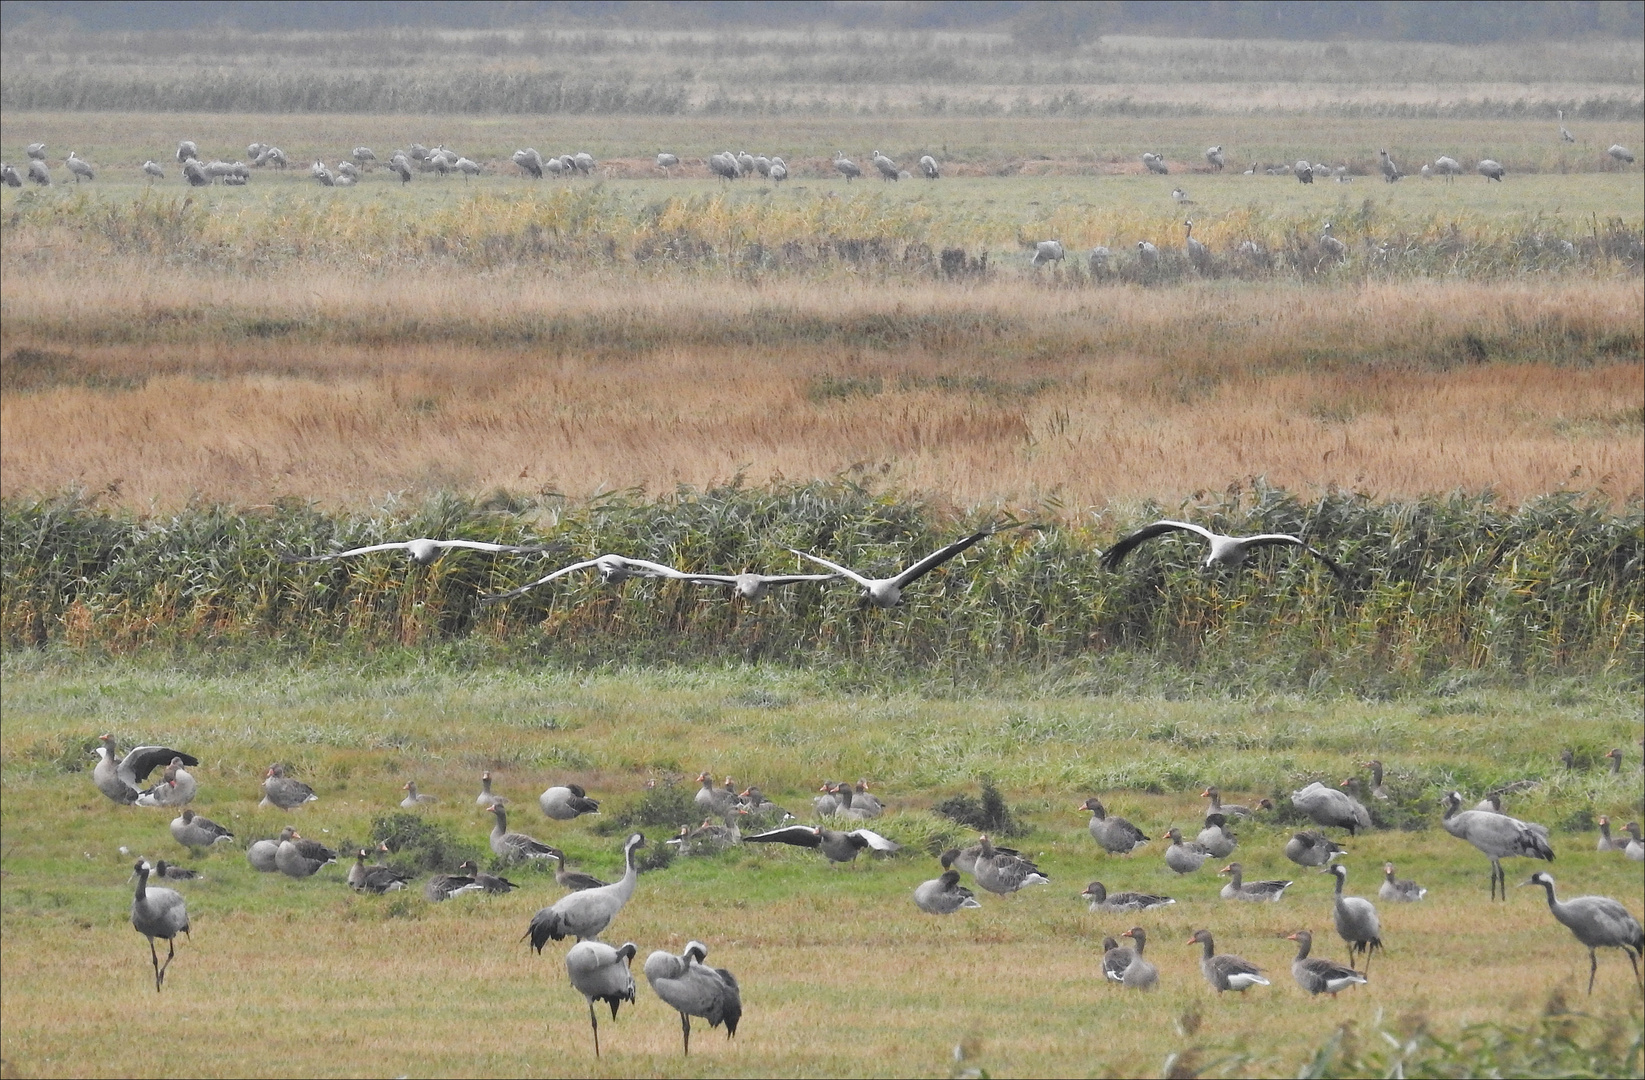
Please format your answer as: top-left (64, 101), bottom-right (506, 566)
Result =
top-left (105, 707), bottom-right (1642, 1058)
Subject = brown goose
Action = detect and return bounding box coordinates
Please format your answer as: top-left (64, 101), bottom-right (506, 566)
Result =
top-left (849, 780), bottom-right (884, 817)
top-left (1287, 930), bottom-right (1367, 997)
top-left (260, 764), bottom-right (318, 811)
top-left (150, 860), bottom-right (200, 880)
top-left (1379, 862), bottom-right (1426, 902)
top-left (1100, 935), bottom-right (1132, 982)
top-left (349, 847), bottom-right (411, 894)
top-left (1080, 881), bottom-right (1175, 912)
top-left (487, 802), bottom-right (556, 862)
top-left (1285, 831), bottom-right (1346, 868)
top-left (970, 835), bottom-right (1049, 895)
top-left (829, 785), bottom-right (877, 821)
top-left (1188, 929), bottom-right (1269, 993)
top-left (1218, 862), bottom-right (1292, 901)
top-left (275, 830), bottom-right (336, 878)
top-left (1197, 814), bottom-right (1237, 859)
top-left (400, 781), bottom-right (437, 809)
top-left (813, 781), bottom-right (841, 817)
top-left (1161, 828), bottom-right (1212, 874)
top-left (1117, 927), bottom-right (1159, 989)
top-left (458, 859), bottom-right (518, 894)
top-left (546, 847), bottom-right (608, 891)
top-left (1077, 797), bottom-right (1149, 855)
top-left (1622, 822), bottom-right (1644, 862)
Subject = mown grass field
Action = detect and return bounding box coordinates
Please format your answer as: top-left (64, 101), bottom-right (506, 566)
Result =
top-left (1, 654), bottom-right (1641, 1078)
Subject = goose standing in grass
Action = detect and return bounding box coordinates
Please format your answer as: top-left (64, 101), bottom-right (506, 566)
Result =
top-left (1595, 816), bottom-right (1625, 852)
top-left (540, 783), bottom-right (599, 820)
top-left (1197, 815), bottom-right (1237, 859)
top-left (745, 823), bottom-right (899, 865)
top-left (1291, 781), bottom-right (1372, 835)
top-left (1104, 520), bottom-right (1345, 578)
top-left (1080, 882), bottom-right (1175, 912)
top-left (1363, 761), bottom-right (1391, 800)
top-left (487, 803), bottom-right (555, 862)
top-left (1379, 862), bottom-right (1426, 901)
top-left (93, 736), bottom-right (199, 805)
top-left (678, 569), bottom-right (838, 601)
top-left (261, 764), bottom-right (318, 810)
top-left (527, 833), bottom-right (646, 946)
top-left (1117, 927), bottom-right (1159, 989)
top-left (1201, 787), bottom-right (1255, 819)
top-left (131, 860), bottom-right (189, 991)
top-left (1287, 930), bottom-right (1366, 997)
top-left (1620, 822), bottom-right (1644, 861)
top-left (1161, 827), bottom-right (1212, 874)
top-left (970, 835), bottom-right (1048, 895)
top-left (546, 848), bottom-right (608, 892)
top-left (284, 537), bottom-right (542, 566)
top-left (1326, 865), bottom-right (1382, 973)
top-left (424, 866), bottom-right (483, 902)
top-left (792, 526), bottom-right (1022, 609)
top-left (1188, 930), bottom-right (1268, 994)
top-left (1076, 797), bottom-right (1149, 855)
top-left (1440, 790), bottom-right (1554, 899)
top-left (275, 830), bottom-right (336, 878)
top-left (459, 860), bottom-right (518, 894)
top-left (136, 759), bottom-right (197, 808)
top-left (170, 809), bottom-right (233, 852)
top-left (480, 554), bottom-right (686, 603)
top-left (1218, 862), bottom-right (1291, 901)
top-left (914, 869), bottom-right (981, 914)
top-left (247, 826), bottom-right (292, 872)
top-left (476, 771), bottom-right (500, 808)
top-left (645, 941), bottom-right (742, 1057)
top-left (400, 781), bottom-right (437, 809)
top-left (1523, 872), bottom-right (1643, 994)
top-left (566, 940), bottom-right (637, 1058)
top-left (1286, 830), bottom-right (1347, 867)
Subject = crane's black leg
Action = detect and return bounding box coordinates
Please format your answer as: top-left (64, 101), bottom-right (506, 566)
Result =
top-left (588, 1000), bottom-right (600, 1058)
top-left (681, 1012), bottom-right (691, 1056)
top-left (1626, 946), bottom-right (1641, 983)
top-left (1588, 949), bottom-right (1598, 995)
top-left (158, 937), bottom-right (176, 987)
top-left (149, 938), bottom-right (163, 991)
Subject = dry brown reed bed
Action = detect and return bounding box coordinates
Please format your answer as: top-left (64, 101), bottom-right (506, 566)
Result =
top-left (2, 269), bottom-right (1640, 511)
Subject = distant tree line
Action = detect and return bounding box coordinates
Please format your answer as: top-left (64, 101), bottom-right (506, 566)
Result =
top-left (6, 0), bottom-right (1642, 44)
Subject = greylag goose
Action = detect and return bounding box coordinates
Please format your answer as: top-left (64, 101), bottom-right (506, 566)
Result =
top-left (1200, 786), bottom-right (1254, 818)
top-left (1161, 827), bottom-right (1212, 874)
top-left (848, 780), bottom-right (884, 817)
top-left (1102, 520), bottom-right (1345, 578)
top-left (1604, 747), bottom-right (1625, 773)
top-left (566, 940), bottom-right (638, 1057)
top-left (940, 839), bottom-right (1025, 876)
top-left (1100, 935), bottom-right (1132, 981)
top-left (1439, 791), bottom-right (1554, 899)
top-left (1197, 815), bottom-right (1237, 859)
top-left (540, 783), bottom-right (599, 820)
top-left (1596, 816), bottom-right (1626, 852)
top-left (282, 537), bottom-right (543, 566)
top-left (1623, 822), bottom-right (1644, 861)
top-left (813, 782), bottom-right (841, 817)
top-left (93, 736), bottom-right (199, 805)
top-left (479, 554), bottom-right (686, 604)
top-left (1188, 929), bottom-right (1268, 993)
top-left (1327, 865), bottom-right (1382, 973)
top-left (1290, 781), bottom-right (1371, 834)
top-left (914, 869), bottom-right (982, 914)
top-left (736, 787), bottom-right (791, 823)
top-left (487, 803), bottom-right (555, 862)
top-left (745, 824), bottom-right (899, 865)
top-left (476, 771), bottom-right (499, 808)
top-left (1117, 927), bottom-right (1159, 989)
top-left (829, 784), bottom-right (879, 821)
top-left (1076, 797), bottom-right (1149, 855)
top-left (1522, 872), bottom-right (1643, 994)
top-left (400, 781), bottom-right (437, 809)
top-left (458, 859), bottom-right (518, 894)
top-left (791, 526), bottom-right (1022, 608)
top-left (136, 758), bottom-right (197, 808)
top-left (1287, 930), bottom-right (1367, 997)
top-left (644, 940), bottom-right (742, 1056)
top-left (1079, 882), bottom-right (1174, 912)
top-left (170, 809), bottom-right (233, 852)
top-left (260, 764), bottom-right (318, 810)
top-left (546, 848), bottom-right (607, 891)
top-left (1285, 831), bottom-right (1346, 867)
top-left (131, 860), bottom-right (189, 991)
top-left (969, 835), bottom-right (1049, 895)
top-left (694, 773), bottom-right (736, 818)
top-left (275, 830), bottom-right (336, 877)
top-left (424, 867), bottom-right (483, 902)
top-left (1379, 862), bottom-right (1426, 902)
top-left (1218, 862), bottom-right (1292, 901)
top-left (247, 827), bottom-right (291, 872)
top-left (527, 833), bottom-right (646, 946)
top-left (1363, 760), bottom-right (1391, 800)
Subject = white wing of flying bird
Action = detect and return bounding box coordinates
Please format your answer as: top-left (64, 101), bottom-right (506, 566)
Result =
top-left (281, 538), bottom-right (545, 565)
top-left (480, 555), bottom-right (688, 604)
top-left (791, 525), bottom-right (1028, 608)
top-left (1102, 520), bottom-right (1345, 579)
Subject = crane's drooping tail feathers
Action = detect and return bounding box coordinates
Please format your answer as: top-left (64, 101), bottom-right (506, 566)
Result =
top-left (714, 969), bottom-right (742, 1035)
top-left (526, 909), bottom-right (568, 952)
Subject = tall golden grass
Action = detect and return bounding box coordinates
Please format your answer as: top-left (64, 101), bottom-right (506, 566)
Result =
top-left (2, 269), bottom-right (1640, 510)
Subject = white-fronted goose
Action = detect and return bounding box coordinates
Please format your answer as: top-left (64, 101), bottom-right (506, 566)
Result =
top-left (261, 765), bottom-right (318, 811)
top-left (645, 940), bottom-right (742, 1056)
top-left (487, 802), bottom-right (555, 862)
top-left (275, 830), bottom-right (336, 877)
top-left (1326, 865), bottom-right (1382, 973)
top-left (540, 783), bottom-right (599, 820)
top-left (695, 773), bottom-right (736, 818)
top-left (1197, 815), bottom-right (1237, 859)
top-left (1200, 786), bottom-right (1254, 818)
top-left (476, 771), bottom-right (499, 808)
top-left (136, 759), bottom-right (197, 808)
top-left (400, 781), bottom-right (437, 809)
top-left (282, 537), bottom-right (542, 566)
top-left (745, 824), bottom-right (899, 865)
top-left (1439, 791), bottom-right (1554, 899)
top-left (1596, 816), bottom-right (1625, 852)
top-left (1379, 862), bottom-right (1426, 902)
top-left (479, 554), bottom-right (686, 604)
top-left (1287, 930), bottom-right (1367, 997)
top-left (1103, 520), bottom-right (1345, 578)
top-left (150, 860), bottom-right (199, 880)
top-left (424, 867), bottom-right (483, 902)
top-left (914, 869), bottom-right (981, 914)
top-left (1285, 831), bottom-right (1346, 867)
top-left (94, 736), bottom-right (199, 805)
top-left (1117, 927), bottom-right (1159, 989)
top-left (131, 860), bottom-right (189, 991)
top-left (170, 809), bottom-right (233, 851)
top-left (1290, 781), bottom-right (1371, 835)
top-left (791, 526), bottom-right (1021, 608)
top-left (458, 859), bottom-right (518, 894)
top-left (813, 782), bottom-right (841, 817)
top-left (1080, 882), bottom-right (1175, 912)
top-left (1218, 862), bottom-right (1292, 901)
top-left (527, 833), bottom-right (646, 946)
top-left (1188, 929), bottom-right (1268, 993)
top-left (970, 835), bottom-right (1048, 895)
top-left (1076, 797), bottom-right (1149, 855)
top-left (247, 826), bottom-right (292, 872)
top-left (1100, 935), bottom-right (1132, 981)
top-left (546, 847), bottom-right (607, 891)
top-left (349, 847), bottom-right (411, 893)
top-left (1161, 828), bottom-right (1211, 874)
top-left (1363, 760), bottom-right (1391, 800)
top-left (1522, 872), bottom-right (1643, 994)
top-left (566, 940), bottom-right (638, 1057)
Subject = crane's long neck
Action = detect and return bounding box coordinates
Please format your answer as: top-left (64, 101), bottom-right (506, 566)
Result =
top-left (134, 866), bottom-right (150, 903)
top-left (613, 843), bottom-right (640, 903)
top-left (1535, 878), bottom-right (1559, 913)
top-left (1333, 871), bottom-right (1346, 896)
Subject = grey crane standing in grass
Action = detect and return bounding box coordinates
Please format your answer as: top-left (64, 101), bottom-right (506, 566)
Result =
top-left (480, 554), bottom-right (687, 604)
top-left (1188, 929), bottom-right (1268, 993)
top-left (284, 537), bottom-right (543, 567)
top-left (1103, 520), bottom-right (1346, 579)
top-left (1477, 159), bottom-right (1505, 181)
top-left (131, 860), bottom-right (189, 991)
top-left (1185, 220), bottom-right (1208, 264)
top-left (1287, 930), bottom-right (1367, 997)
top-left (1558, 110), bottom-right (1575, 143)
top-left (1205, 145), bottom-right (1225, 170)
top-left (745, 823), bottom-right (900, 865)
top-left (352, 146), bottom-right (375, 168)
top-left (1378, 149), bottom-right (1401, 182)
top-left (1077, 797), bottom-right (1149, 855)
top-left (27, 142), bottom-right (46, 159)
top-left (540, 782), bottom-right (599, 820)
top-left (1030, 240), bottom-right (1065, 266)
top-left (566, 940), bottom-right (637, 1057)
top-left (1523, 872), bottom-right (1643, 994)
top-left (65, 151), bottom-right (94, 183)
top-left (833, 151), bottom-right (861, 181)
top-left (1607, 144), bottom-right (1635, 164)
top-left (93, 735), bottom-right (199, 805)
top-left (1432, 156), bottom-right (1461, 180)
top-left (1326, 864), bottom-right (1382, 973)
top-left (391, 154), bottom-right (413, 183)
top-left (1440, 790), bottom-right (1554, 899)
top-left (487, 802), bottom-right (555, 862)
top-left (871, 150), bottom-right (900, 181)
top-left (645, 940), bottom-right (742, 1057)
top-left (26, 159), bottom-right (51, 183)
top-left (1142, 152), bottom-right (1168, 174)
top-left (527, 833), bottom-right (646, 946)
top-left (914, 868), bottom-right (981, 914)
top-left (919, 154), bottom-right (939, 179)
top-left (261, 764), bottom-right (318, 810)
top-left (142, 160), bottom-right (164, 181)
top-left (791, 524), bottom-right (1026, 609)
top-left (1290, 781), bottom-right (1372, 834)
top-left (708, 152), bottom-right (739, 181)
top-left (1136, 239), bottom-right (1159, 265)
